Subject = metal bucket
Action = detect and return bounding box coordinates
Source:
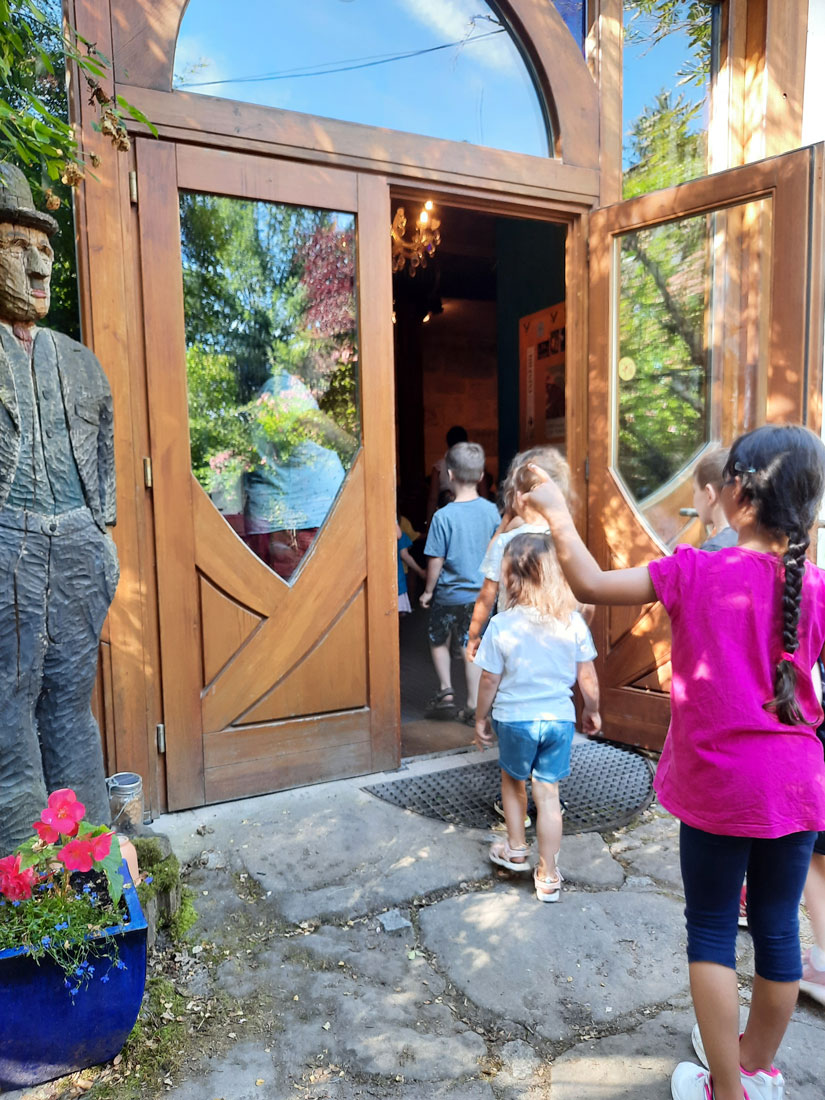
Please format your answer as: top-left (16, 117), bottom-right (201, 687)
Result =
top-left (106, 772), bottom-right (144, 833)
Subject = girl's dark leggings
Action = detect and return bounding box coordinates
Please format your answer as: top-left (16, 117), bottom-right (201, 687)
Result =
top-left (680, 823), bottom-right (817, 981)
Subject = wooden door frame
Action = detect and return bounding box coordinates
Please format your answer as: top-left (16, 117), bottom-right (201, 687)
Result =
top-left (588, 145), bottom-right (825, 750)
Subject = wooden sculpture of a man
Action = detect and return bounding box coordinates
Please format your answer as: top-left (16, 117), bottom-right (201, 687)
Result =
top-left (0, 163), bottom-right (118, 854)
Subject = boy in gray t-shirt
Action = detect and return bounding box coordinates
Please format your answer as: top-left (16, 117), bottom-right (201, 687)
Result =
top-left (421, 442), bottom-right (500, 723)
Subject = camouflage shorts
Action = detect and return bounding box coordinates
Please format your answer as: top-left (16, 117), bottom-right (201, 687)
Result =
top-left (427, 600), bottom-right (475, 648)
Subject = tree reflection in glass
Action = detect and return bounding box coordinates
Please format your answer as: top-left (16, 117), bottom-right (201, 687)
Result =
top-left (180, 192), bottom-right (359, 582)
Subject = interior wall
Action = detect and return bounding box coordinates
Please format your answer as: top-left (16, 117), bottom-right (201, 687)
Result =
top-left (421, 299), bottom-right (499, 482)
top-left (495, 219), bottom-right (567, 475)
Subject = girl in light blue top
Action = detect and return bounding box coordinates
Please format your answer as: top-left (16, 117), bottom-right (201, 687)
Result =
top-left (474, 532), bottom-right (600, 902)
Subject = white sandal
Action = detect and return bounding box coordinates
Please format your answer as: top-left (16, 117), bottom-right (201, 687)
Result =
top-left (489, 840), bottom-right (531, 872)
top-left (534, 867), bottom-right (563, 903)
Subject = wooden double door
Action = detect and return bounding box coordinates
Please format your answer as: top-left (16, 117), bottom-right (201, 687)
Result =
top-left (136, 135), bottom-right (824, 808)
top-left (136, 140), bottom-right (397, 810)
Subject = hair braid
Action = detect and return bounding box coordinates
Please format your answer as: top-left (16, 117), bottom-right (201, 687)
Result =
top-left (768, 525), bottom-right (809, 725)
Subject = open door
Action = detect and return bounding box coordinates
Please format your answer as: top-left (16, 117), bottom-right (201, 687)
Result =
top-left (135, 139), bottom-right (398, 809)
top-left (588, 145), bottom-right (825, 750)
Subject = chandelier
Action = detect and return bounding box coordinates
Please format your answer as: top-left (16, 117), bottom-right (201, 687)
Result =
top-left (391, 200), bottom-right (441, 276)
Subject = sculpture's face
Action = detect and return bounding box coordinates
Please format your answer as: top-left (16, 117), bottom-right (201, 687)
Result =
top-left (0, 222), bottom-right (53, 323)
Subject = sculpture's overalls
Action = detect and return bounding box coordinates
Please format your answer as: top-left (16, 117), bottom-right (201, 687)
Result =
top-left (0, 164), bottom-right (118, 854)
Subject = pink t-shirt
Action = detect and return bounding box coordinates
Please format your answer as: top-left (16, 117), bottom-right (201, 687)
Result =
top-left (648, 545), bottom-right (825, 838)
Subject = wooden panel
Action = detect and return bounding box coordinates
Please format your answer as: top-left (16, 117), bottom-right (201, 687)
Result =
top-left (199, 576), bottom-right (262, 688)
top-left (357, 174), bottom-right (400, 771)
top-left (69, 1), bottom-right (164, 812)
top-left (200, 457), bottom-right (367, 733)
top-left (203, 712), bottom-right (372, 802)
top-left (588, 145), bottom-right (817, 751)
top-left (239, 588), bottom-right (367, 725)
top-left (111, 0), bottom-right (599, 171)
top-left (177, 145), bottom-right (358, 211)
top-left (593, 0), bottom-right (623, 206)
top-left (136, 137), bottom-right (206, 809)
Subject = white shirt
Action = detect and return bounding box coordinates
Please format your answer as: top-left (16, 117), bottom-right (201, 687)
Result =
top-left (479, 522), bottom-right (551, 611)
top-left (475, 605), bottom-right (597, 722)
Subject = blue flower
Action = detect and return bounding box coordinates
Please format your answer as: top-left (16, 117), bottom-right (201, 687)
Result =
top-left (55, 921), bottom-right (69, 931)
top-left (114, 959), bottom-right (126, 971)
top-left (144, 875), bottom-right (154, 884)
top-left (41, 936), bottom-right (51, 946)
top-left (100, 973), bottom-right (110, 984)
top-left (83, 884), bottom-right (92, 894)
top-left (11, 901), bottom-right (20, 908)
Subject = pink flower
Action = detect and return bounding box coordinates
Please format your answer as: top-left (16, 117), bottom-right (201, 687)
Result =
top-left (58, 838), bottom-right (94, 873)
top-left (33, 820), bottom-right (60, 844)
top-left (89, 832), bottom-right (112, 862)
top-left (40, 788), bottom-right (85, 837)
top-left (0, 855), bottom-right (36, 901)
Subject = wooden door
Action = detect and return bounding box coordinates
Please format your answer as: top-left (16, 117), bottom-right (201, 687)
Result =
top-left (588, 145), bottom-right (824, 750)
top-left (135, 139), bottom-right (398, 809)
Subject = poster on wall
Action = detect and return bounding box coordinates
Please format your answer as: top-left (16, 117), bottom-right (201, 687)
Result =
top-left (518, 302), bottom-right (566, 449)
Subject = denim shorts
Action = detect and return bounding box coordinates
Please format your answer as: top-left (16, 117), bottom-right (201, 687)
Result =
top-left (493, 718), bottom-right (575, 785)
top-left (680, 823), bottom-right (816, 981)
top-left (427, 600), bottom-right (475, 647)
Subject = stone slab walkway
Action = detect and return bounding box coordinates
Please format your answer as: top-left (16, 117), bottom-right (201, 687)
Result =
top-left (7, 750), bottom-right (823, 1099)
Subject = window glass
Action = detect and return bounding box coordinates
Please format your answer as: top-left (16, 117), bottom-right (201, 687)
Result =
top-left (613, 197), bottom-right (772, 547)
top-left (553, 1), bottom-right (587, 50)
top-left (623, 1), bottom-right (720, 197)
top-left (180, 192), bottom-right (360, 583)
top-left (174, 0), bottom-right (549, 157)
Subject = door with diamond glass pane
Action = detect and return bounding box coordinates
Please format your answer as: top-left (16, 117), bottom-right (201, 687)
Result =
top-left (588, 146), bottom-right (824, 750)
top-left (135, 140), bottom-right (397, 809)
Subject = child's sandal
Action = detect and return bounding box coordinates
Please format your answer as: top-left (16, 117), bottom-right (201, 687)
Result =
top-left (534, 868), bottom-right (563, 903)
top-left (489, 841), bottom-right (531, 872)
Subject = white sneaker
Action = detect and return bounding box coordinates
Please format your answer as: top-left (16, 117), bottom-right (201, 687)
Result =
top-left (492, 801), bottom-right (531, 829)
top-left (690, 1025), bottom-right (785, 1098)
top-left (671, 1062), bottom-right (714, 1100)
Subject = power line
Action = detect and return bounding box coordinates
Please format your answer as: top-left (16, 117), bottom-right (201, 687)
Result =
top-left (176, 28), bottom-right (506, 89)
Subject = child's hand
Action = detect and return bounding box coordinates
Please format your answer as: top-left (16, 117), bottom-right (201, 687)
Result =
top-left (582, 707), bottom-right (602, 736)
top-left (419, 590), bottom-right (433, 609)
top-left (519, 463), bottom-right (568, 516)
top-left (474, 716), bottom-right (494, 750)
top-left (465, 635), bottom-right (481, 661)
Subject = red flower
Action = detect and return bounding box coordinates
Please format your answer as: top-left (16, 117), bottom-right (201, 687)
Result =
top-left (33, 820), bottom-right (60, 844)
top-left (0, 854), bottom-right (36, 901)
top-left (40, 788), bottom-right (85, 837)
top-left (58, 838), bottom-right (94, 873)
top-left (89, 832), bottom-right (112, 862)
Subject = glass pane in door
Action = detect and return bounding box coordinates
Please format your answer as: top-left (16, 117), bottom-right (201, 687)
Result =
top-left (613, 196), bottom-right (772, 547)
top-left (180, 192), bottom-right (360, 582)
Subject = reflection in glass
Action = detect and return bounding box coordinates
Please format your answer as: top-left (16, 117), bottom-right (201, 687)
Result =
top-left (622, 1), bottom-right (720, 197)
top-left (180, 192), bottom-right (360, 582)
top-left (174, 0), bottom-right (548, 157)
top-left (614, 198), bottom-right (772, 547)
top-left (553, 1), bottom-right (587, 50)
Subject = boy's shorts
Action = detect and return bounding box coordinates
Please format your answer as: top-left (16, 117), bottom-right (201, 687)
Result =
top-left (428, 600), bottom-right (475, 648)
top-left (493, 718), bottom-right (575, 785)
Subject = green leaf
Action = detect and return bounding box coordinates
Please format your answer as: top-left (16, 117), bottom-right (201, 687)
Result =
top-left (100, 835), bottom-right (124, 907)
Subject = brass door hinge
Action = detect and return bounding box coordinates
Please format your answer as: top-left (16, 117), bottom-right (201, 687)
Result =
top-left (156, 723), bottom-right (166, 754)
top-left (129, 170), bottom-right (138, 205)
top-left (143, 456), bottom-right (153, 488)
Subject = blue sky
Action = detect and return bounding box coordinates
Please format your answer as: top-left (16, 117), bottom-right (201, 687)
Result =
top-left (175, 0), bottom-right (706, 166)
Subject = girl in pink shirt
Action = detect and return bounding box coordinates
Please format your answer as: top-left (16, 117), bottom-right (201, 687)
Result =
top-left (523, 424), bottom-right (825, 1100)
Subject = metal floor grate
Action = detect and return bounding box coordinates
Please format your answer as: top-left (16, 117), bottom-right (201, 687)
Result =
top-left (364, 741), bottom-right (655, 834)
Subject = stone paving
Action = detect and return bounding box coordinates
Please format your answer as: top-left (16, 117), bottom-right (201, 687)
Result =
top-left (9, 750), bottom-right (822, 1099)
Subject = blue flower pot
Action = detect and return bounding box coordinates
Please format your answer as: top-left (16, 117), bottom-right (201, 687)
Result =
top-left (0, 861), bottom-right (147, 1089)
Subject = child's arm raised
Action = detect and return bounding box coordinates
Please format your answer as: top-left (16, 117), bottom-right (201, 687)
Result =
top-left (522, 465), bottom-right (655, 606)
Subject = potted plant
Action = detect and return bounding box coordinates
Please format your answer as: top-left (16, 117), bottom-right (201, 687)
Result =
top-left (0, 789), bottom-right (147, 1090)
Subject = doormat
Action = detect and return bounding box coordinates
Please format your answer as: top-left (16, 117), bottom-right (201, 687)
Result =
top-left (363, 741), bottom-right (655, 834)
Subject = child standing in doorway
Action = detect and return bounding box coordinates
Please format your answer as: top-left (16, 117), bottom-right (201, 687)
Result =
top-left (473, 532), bottom-right (601, 901)
top-left (693, 446), bottom-right (738, 551)
top-left (420, 442), bottom-right (500, 721)
top-left (524, 424), bottom-right (825, 1100)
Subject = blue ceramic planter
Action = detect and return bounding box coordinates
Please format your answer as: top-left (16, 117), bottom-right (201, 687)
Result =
top-left (0, 861), bottom-right (147, 1090)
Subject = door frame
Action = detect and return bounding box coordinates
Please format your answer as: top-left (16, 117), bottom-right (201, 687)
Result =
top-left (587, 144), bottom-right (825, 750)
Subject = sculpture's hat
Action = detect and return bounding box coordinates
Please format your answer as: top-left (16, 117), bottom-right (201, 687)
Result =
top-left (0, 162), bottom-right (59, 237)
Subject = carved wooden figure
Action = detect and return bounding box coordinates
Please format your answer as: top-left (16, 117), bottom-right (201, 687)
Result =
top-left (0, 163), bottom-right (118, 854)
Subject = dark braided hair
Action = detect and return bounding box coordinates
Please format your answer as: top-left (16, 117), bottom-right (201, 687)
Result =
top-left (724, 425), bottom-right (825, 725)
